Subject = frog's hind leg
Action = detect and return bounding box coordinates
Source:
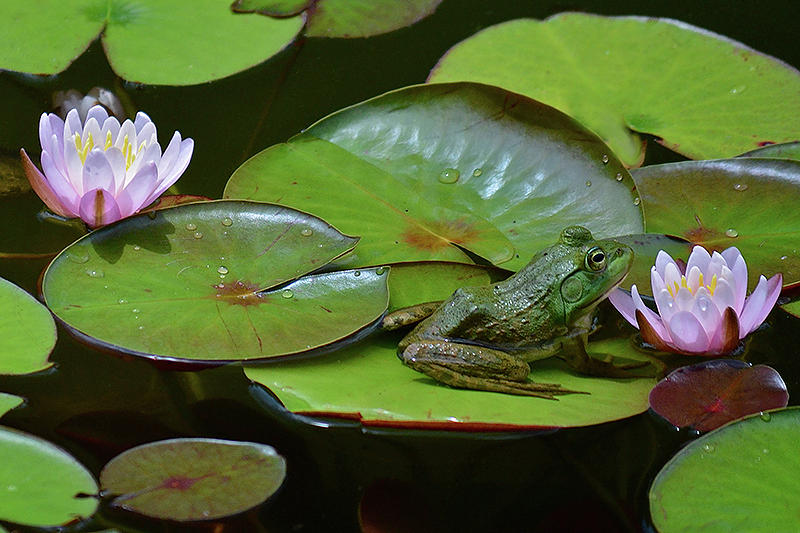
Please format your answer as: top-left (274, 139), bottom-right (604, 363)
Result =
top-left (401, 341), bottom-right (584, 399)
top-left (382, 302), bottom-right (443, 331)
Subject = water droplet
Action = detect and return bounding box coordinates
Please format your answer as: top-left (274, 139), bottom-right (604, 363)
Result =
top-left (472, 168), bottom-right (483, 177)
top-left (221, 217), bottom-right (233, 227)
top-left (300, 228), bottom-right (313, 237)
top-left (730, 85), bottom-right (747, 94)
top-left (193, 231), bottom-right (203, 239)
top-left (585, 180), bottom-right (592, 187)
top-left (133, 245), bottom-right (141, 251)
top-left (702, 443), bottom-right (715, 453)
top-left (438, 168), bottom-right (460, 184)
top-left (185, 223), bottom-right (197, 231)
top-left (353, 271), bottom-right (361, 277)
top-left (118, 298), bottom-right (127, 304)
top-left (733, 183), bottom-right (748, 191)
top-left (615, 172), bottom-right (623, 181)
top-left (217, 266), bottom-right (229, 275)
top-left (633, 197), bottom-right (641, 206)
top-left (282, 289), bottom-right (294, 299)
top-left (601, 154), bottom-right (609, 164)
top-left (375, 266), bottom-right (387, 275)
top-left (85, 269), bottom-right (104, 278)
top-left (698, 298), bottom-right (709, 312)
top-left (760, 412), bottom-right (772, 422)
top-left (725, 228), bottom-right (739, 238)
top-left (138, 325), bottom-right (144, 331)
top-left (781, 255), bottom-right (788, 261)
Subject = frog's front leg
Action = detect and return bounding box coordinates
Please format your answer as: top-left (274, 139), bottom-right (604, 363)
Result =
top-left (382, 302), bottom-right (443, 331)
top-left (400, 340), bottom-right (584, 399)
top-left (559, 337), bottom-right (658, 377)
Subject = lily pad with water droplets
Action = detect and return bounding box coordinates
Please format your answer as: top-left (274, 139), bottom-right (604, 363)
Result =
top-left (42, 200), bottom-right (389, 366)
top-left (428, 13), bottom-right (800, 167)
top-left (225, 82), bottom-right (643, 272)
top-left (650, 407), bottom-right (800, 532)
top-left (0, 0), bottom-right (304, 85)
top-left (246, 336), bottom-right (657, 430)
top-left (99, 438), bottom-right (286, 521)
top-left (0, 276), bottom-right (55, 375)
top-left (648, 359), bottom-right (788, 432)
top-left (0, 426), bottom-right (98, 527)
top-left (632, 158), bottom-right (800, 289)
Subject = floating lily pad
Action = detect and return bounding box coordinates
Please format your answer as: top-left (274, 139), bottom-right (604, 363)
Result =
top-left (0, 426), bottom-right (98, 527)
top-left (428, 13), bottom-right (800, 167)
top-left (43, 200), bottom-right (389, 364)
top-left (633, 158), bottom-right (800, 288)
top-left (386, 261), bottom-right (504, 311)
top-left (650, 407), bottom-right (800, 531)
top-left (225, 82), bottom-right (643, 271)
top-left (0, 393), bottom-right (23, 418)
top-left (648, 360), bottom-right (788, 432)
top-left (0, 276), bottom-right (55, 375)
top-left (100, 438), bottom-right (286, 521)
top-left (0, 0), bottom-right (304, 85)
top-left (233, 0), bottom-right (441, 38)
top-left (246, 336), bottom-right (656, 430)
top-left (615, 234), bottom-right (692, 292)
top-left (781, 300), bottom-right (800, 318)
top-left (739, 141), bottom-right (800, 160)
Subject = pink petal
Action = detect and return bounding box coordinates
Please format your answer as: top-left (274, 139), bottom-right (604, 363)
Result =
top-left (64, 108), bottom-right (83, 138)
top-left (728, 255), bottom-right (748, 314)
top-left (666, 311), bottom-right (711, 354)
top-left (636, 309), bottom-right (673, 352)
top-left (64, 141), bottom-right (84, 192)
top-left (20, 148), bottom-right (73, 217)
top-left (120, 161), bottom-right (158, 214)
top-left (40, 150), bottom-right (80, 214)
top-left (82, 150), bottom-right (116, 193)
top-left (101, 116), bottom-right (121, 142)
top-left (632, 284), bottom-right (670, 342)
top-left (608, 287), bottom-right (636, 326)
top-left (686, 246), bottom-right (711, 275)
top-left (156, 131), bottom-right (184, 177)
top-left (706, 307), bottom-right (740, 354)
top-left (102, 147), bottom-right (127, 195)
top-left (686, 265), bottom-right (703, 293)
top-left (663, 262), bottom-right (682, 293)
top-left (674, 286), bottom-right (695, 312)
top-left (655, 249), bottom-right (678, 277)
top-left (710, 277), bottom-right (736, 315)
top-left (78, 188), bottom-right (122, 227)
top-left (134, 111), bottom-right (153, 133)
top-left (144, 137), bottom-right (192, 205)
top-left (690, 287), bottom-right (722, 338)
top-left (739, 274), bottom-right (782, 336)
top-left (654, 288), bottom-right (678, 324)
top-left (85, 105), bottom-right (109, 126)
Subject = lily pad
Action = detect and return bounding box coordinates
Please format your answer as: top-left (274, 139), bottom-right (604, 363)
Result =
top-left (0, 276), bottom-right (55, 375)
top-left (0, 393), bottom-right (23, 418)
top-left (428, 13), bottom-right (800, 167)
top-left (633, 158), bottom-right (800, 288)
top-left (42, 200), bottom-right (389, 364)
top-left (650, 407), bottom-right (800, 531)
top-left (615, 234), bottom-right (692, 292)
top-left (225, 82), bottom-right (643, 271)
top-left (648, 360), bottom-right (788, 432)
top-left (0, 426), bottom-right (98, 527)
top-left (246, 336), bottom-right (657, 430)
top-left (233, 0), bottom-right (442, 38)
top-left (781, 300), bottom-right (800, 318)
top-left (739, 141), bottom-right (800, 160)
top-left (0, 0), bottom-right (304, 85)
top-left (100, 438), bottom-right (286, 521)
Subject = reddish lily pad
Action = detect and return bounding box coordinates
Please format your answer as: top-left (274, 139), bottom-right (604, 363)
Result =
top-left (648, 359), bottom-right (788, 432)
top-left (100, 438), bottom-right (286, 521)
top-left (0, 276), bottom-right (55, 375)
top-left (225, 82), bottom-right (643, 271)
top-left (140, 194), bottom-right (213, 214)
top-left (632, 158), bottom-right (800, 289)
top-left (429, 13), bottom-right (800, 167)
top-left (42, 200), bottom-right (389, 365)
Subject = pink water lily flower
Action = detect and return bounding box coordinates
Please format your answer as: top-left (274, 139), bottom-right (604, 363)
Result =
top-left (609, 246), bottom-right (782, 355)
top-left (21, 105), bottom-right (193, 228)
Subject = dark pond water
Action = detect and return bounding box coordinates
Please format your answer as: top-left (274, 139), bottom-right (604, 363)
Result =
top-left (1, 1), bottom-right (799, 531)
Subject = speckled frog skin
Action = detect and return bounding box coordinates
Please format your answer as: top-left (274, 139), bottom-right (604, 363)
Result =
top-left (383, 226), bottom-right (636, 399)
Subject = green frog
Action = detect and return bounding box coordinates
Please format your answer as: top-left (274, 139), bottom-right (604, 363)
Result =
top-left (383, 226), bottom-right (638, 399)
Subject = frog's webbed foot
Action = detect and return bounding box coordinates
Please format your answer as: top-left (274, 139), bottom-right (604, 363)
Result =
top-left (382, 302), bottom-right (443, 331)
top-left (401, 341), bottom-right (585, 399)
top-left (561, 342), bottom-right (663, 378)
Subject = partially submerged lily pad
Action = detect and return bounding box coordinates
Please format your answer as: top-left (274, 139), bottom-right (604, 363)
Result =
top-left (428, 13), bottom-right (800, 167)
top-left (739, 141), bottom-right (800, 160)
top-left (0, 0), bottom-right (304, 85)
top-left (0, 276), bottom-right (55, 375)
top-left (225, 82), bottom-right (643, 271)
top-left (650, 407), bottom-right (800, 531)
top-left (43, 200), bottom-right (389, 365)
top-left (633, 158), bottom-right (800, 288)
top-left (100, 438), bottom-right (286, 521)
top-left (0, 426), bottom-right (98, 527)
top-left (246, 336), bottom-right (657, 430)
top-left (648, 360), bottom-right (788, 432)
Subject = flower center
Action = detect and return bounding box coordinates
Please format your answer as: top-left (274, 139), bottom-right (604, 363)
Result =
top-left (666, 272), bottom-right (718, 298)
top-left (74, 131), bottom-right (145, 171)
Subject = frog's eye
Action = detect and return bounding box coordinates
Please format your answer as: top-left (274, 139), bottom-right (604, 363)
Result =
top-left (586, 247), bottom-right (606, 271)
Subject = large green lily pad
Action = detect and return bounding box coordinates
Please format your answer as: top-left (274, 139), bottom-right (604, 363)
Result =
top-left (650, 407), bottom-right (800, 531)
top-left (0, 276), bottom-right (55, 375)
top-left (100, 438), bottom-right (286, 521)
top-left (225, 82), bottom-right (643, 271)
top-left (233, 0), bottom-right (442, 38)
top-left (615, 234), bottom-right (692, 292)
top-left (42, 201), bottom-right (389, 364)
top-left (739, 141), bottom-right (800, 161)
top-left (0, 426), bottom-right (98, 527)
top-left (428, 13), bottom-right (800, 167)
top-left (246, 336), bottom-right (657, 430)
top-left (0, 393), bottom-right (23, 418)
top-left (633, 158), bottom-right (800, 288)
top-left (0, 0), bottom-right (303, 85)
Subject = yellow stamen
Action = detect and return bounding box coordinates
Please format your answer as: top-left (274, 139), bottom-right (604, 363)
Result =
top-left (104, 131), bottom-right (113, 150)
top-left (74, 132), bottom-right (94, 164)
top-left (708, 274), bottom-right (717, 296)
